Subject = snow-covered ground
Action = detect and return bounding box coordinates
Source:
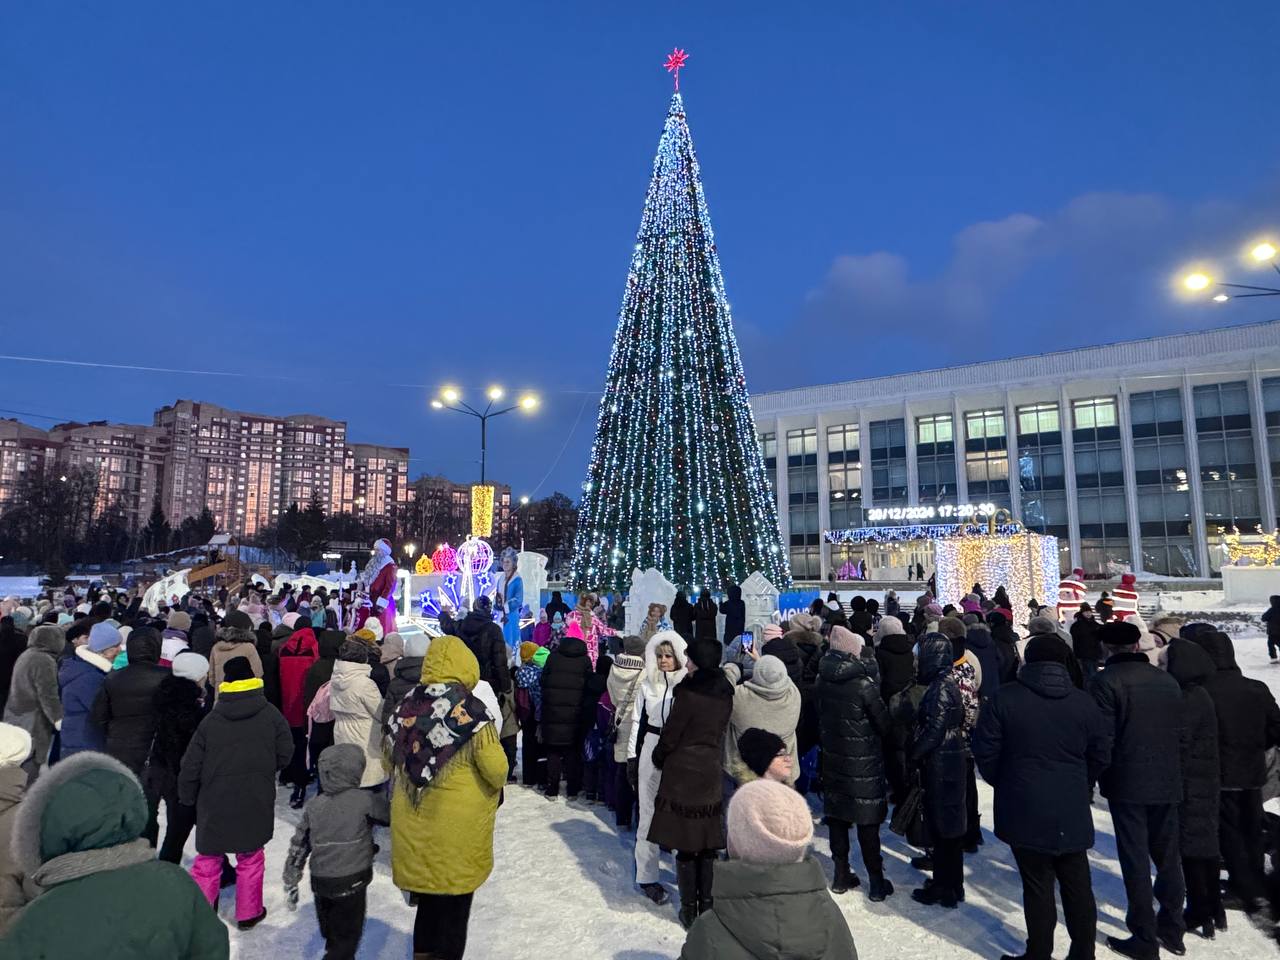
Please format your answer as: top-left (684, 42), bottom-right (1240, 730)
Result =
top-left (198, 629), bottom-right (1280, 959)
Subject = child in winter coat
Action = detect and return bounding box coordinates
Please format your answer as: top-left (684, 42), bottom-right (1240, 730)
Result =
top-left (514, 643), bottom-right (547, 787)
top-left (283, 744), bottom-right (391, 959)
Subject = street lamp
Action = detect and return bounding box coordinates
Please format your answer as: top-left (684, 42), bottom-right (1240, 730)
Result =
top-left (1179, 238), bottom-right (1280, 302)
top-left (429, 386), bottom-right (540, 484)
top-left (404, 543), bottom-right (417, 560)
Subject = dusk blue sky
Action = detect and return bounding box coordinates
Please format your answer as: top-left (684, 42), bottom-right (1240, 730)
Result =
top-left (3, 3), bottom-right (1279, 501)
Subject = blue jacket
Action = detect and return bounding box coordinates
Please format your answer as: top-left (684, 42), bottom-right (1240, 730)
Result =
top-left (58, 649), bottom-right (111, 756)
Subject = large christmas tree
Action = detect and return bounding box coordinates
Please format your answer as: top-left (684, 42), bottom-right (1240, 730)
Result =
top-left (570, 85), bottom-right (790, 593)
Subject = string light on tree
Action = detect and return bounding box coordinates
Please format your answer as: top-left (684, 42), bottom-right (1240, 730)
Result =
top-left (569, 48), bottom-right (789, 592)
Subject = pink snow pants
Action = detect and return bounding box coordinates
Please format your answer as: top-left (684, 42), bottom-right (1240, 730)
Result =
top-left (191, 849), bottom-right (265, 922)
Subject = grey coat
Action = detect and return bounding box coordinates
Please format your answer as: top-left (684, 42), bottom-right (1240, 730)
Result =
top-left (282, 744), bottom-right (390, 899)
top-left (722, 659), bottom-right (801, 785)
top-left (679, 858), bottom-right (858, 960)
top-left (1, 627), bottom-right (66, 772)
top-left (0, 764), bottom-right (33, 934)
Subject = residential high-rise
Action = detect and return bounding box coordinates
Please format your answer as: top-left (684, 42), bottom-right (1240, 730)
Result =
top-left (48, 422), bottom-right (170, 527)
top-left (0, 419), bottom-right (60, 509)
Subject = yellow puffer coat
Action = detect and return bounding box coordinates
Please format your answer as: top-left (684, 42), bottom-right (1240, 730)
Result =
top-left (390, 636), bottom-right (507, 895)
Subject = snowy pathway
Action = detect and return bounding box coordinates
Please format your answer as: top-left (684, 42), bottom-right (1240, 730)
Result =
top-left (216, 631), bottom-right (1280, 959)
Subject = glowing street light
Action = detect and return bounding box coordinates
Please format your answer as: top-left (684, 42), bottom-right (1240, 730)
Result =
top-left (519, 394), bottom-right (539, 410)
top-left (1251, 241), bottom-right (1277, 262)
top-left (1178, 237), bottom-right (1280, 302)
top-left (1183, 272), bottom-right (1211, 292)
top-left (431, 385), bottom-right (542, 484)
top-left (487, 386), bottom-right (504, 401)
top-left (520, 495), bottom-right (530, 505)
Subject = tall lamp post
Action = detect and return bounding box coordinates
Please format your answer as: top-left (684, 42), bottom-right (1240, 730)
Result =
top-left (430, 386), bottom-right (539, 485)
top-left (1181, 240), bottom-right (1280, 302)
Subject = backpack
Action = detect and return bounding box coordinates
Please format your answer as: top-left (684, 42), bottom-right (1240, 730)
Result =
top-left (307, 680), bottom-right (334, 731)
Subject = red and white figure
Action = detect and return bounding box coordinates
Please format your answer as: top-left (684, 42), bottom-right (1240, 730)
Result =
top-left (1113, 572), bottom-right (1140, 621)
top-left (1057, 568), bottom-right (1087, 622)
top-left (354, 538), bottom-right (398, 636)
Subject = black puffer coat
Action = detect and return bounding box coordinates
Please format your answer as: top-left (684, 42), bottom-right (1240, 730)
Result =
top-left (1165, 639), bottom-right (1220, 858)
top-left (988, 616), bottom-right (1020, 685)
top-left (539, 636), bottom-right (591, 748)
top-left (693, 597), bottom-right (719, 644)
top-left (90, 628), bottom-right (168, 777)
top-left (875, 632), bottom-right (915, 703)
top-left (178, 682), bottom-right (293, 855)
top-left (1087, 651), bottom-right (1183, 804)
top-left (1195, 631), bottom-right (1280, 789)
top-left (649, 667), bottom-right (734, 853)
top-left (458, 610), bottom-right (512, 694)
top-left (1070, 616), bottom-right (1101, 663)
top-left (670, 592), bottom-right (695, 644)
top-left (817, 650), bottom-right (891, 825)
top-left (382, 655), bottom-right (424, 723)
top-left (303, 629), bottom-right (344, 712)
top-left (972, 661), bottom-right (1111, 855)
top-left (719, 586), bottom-right (745, 644)
top-left (144, 674), bottom-right (207, 798)
top-left (911, 638), bottom-right (968, 840)
top-left (964, 625), bottom-right (999, 699)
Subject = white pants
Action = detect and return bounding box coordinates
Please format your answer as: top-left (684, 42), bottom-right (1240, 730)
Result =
top-left (634, 736), bottom-right (664, 884)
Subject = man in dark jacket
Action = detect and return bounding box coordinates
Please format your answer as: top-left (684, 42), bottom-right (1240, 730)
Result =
top-left (847, 596), bottom-right (873, 640)
top-left (90, 626), bottom-right (168, 839)
top-left (457, 598), bottom-right (512, 696)
top-left (986, 611), bottom-right (1020, 685)
top-left (910, 635), bottom-right (968, 909)
top-left (974, 636), bottom-right (1111, 960)
top-left (963, 619), bottom-right (1000, 700)
top-left (1071, 604), bottom-right (1102, 677)
top-left (539, 632), bottom-right (591, 799)
top-left (718, 585), bottom-right (745, 645)
top-left (1262, 595), bottom-right (1280, 662)
top-left (1193, 629), bottom-right (1280, 916)
top-left (1088, 621), bottom-right (1186, 959)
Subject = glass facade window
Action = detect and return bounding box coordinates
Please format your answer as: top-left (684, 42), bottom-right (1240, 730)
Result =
top-left (1016, 402), bottom-right (1068, 550)
top-left (916, 414), bottom-right (955, 503)
top-left (787, 428), bottom-right (820, 579)
top-left (758, 432), bottom-right (777, 494)
top-left (1130, 389), bottom-right (1195, 576)
top-left (826, 424), bottom-right (862, 530)
top-left (1264, 377), bottom-right (1280, 527)
top-left (869, 419), bottom-right (907, 504)
top-left (964, 409), bottom-right (1008, 496)
top-left (1072, 397), bottom-right (1128, 573)
top-left (1195, 382), bottom-right (1260, 534)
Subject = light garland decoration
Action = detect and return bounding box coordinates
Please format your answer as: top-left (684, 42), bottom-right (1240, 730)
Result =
top-left (471, 484), bottom-right (495, 538)
top-left (934, 531), bottom-right (1060, 621)
top-left (568, 68), bottom-right (789, 592)
top-left (825, 522), bottom-right (1024, 545)
top-left (418, 537), bottom-right (498, 618)
top-left (431, 543), bottom-right (458, 573)
top-left (1220, 525), bottom-right (1280, 566)
top-left (414, 555), bottom-right (435, 575)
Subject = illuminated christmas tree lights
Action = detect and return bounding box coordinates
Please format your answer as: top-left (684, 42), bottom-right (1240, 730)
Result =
top-left (570, 64), bottom-right (789, 592)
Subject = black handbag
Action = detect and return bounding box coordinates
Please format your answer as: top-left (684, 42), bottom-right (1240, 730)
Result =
top-left (889, 781), bottom-right (931, 848)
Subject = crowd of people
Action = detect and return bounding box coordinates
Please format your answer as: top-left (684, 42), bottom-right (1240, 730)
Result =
top-left (0, 570), bottom-right (1278, 959)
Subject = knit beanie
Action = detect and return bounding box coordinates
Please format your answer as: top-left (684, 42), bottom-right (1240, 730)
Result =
top-left (88, 621), bottom-right (122, 654)
top-left (687, 640), bottom-right (721, 672)
top-left (623, 635), bottom-right (646, 657)
top-left (381, 632), bottom-right (405, 665)
top-left (172, 651), bottom-right (210, 684)
top-left (520, 641), bottom-right (540, 664)
top-left (0, 722), bottom-right (32, 767)
top-left (56, 612), bottom-right (73, 626)
top-left (1099, 621), bottom-right (1142, 648)
top-left (361, 617), bottom-right (384, 643)
top-left (749, 654), bottom-right (789, 691)
top-left (937, 617), bottom-right (966, 641)
top-left (737, 728), bottom-right (786, 779)
top-left (564, 621), bottom-right (585, 640)
top-left (762, 623), bottom-right (783, 642)
top-left (338, 639), bottom-right (369, 663)
top-left (828, 625), bottom-right (864, 657)
top-left (1024, 635), bottom-right (1071, 667)
top-left (727, 779), bottom-right (813, 864)
top-left (221, 610), bottom-right (253, 631)
top-left (924, 603), bottom-right (944, 620)
top-left (874, 615), bottom-right (905, 641)
top-left (353, 628), bottom-right (378, 645)
top-left (281, 612), bottom-right (301, 630)
top-left (222, 656), bottom-right (255, 683)
top-left (166, 611), bottom-right (192, 633)
top-left (402, 631), bottom-right (430, 659)
top-left (532, 647), bottom-right (550, 668)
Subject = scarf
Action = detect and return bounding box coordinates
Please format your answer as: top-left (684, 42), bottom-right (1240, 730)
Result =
top-left (31, 837), bottom-right (154, 890)
top-left (389, 681), bottom-right (490, 803)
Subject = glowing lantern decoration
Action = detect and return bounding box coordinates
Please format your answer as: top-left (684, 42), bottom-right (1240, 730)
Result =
top-left (457, 537), bottom-right (494, 575)
top-left (414, 555), bottom-right (435, 575)
top-left (471, 484), bottom-right (495, 538)
top-left (431, 543), bottom-right (458, 573)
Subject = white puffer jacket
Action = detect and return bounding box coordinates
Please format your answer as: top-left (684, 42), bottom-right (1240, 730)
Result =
top-left (328, 660), bottom-right (387, 786)
top-left (626, 631), bottom-right (688, 760)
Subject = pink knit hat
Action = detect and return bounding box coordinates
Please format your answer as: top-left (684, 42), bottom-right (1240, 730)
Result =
top-left (828, 625), bottom-right (864, 657)
top-left (727, 779), bottom-right (813, 864)
top-left (762, 623), bottom-right (783, 642)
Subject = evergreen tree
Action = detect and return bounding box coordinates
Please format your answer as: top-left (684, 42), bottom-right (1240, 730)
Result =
top-left (141, 495), bottom-right (171, 555)
top-left (570, 91), bottom-right (789, 592)
top-left (194, 506), bottom-right (217, 544)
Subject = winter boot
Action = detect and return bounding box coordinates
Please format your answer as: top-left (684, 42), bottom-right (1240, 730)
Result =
top-left (639, 882), bottom-right (669, 905)
top-left (867, 870), bottom-right (894, 902)
top-left (676, 859), bottom-right (699, 930)
top-left (696, 856), bottom-right (714, 915)
top-left (289, 784), bottom-right (306, 809)
top-left (830, 861), bottom-right (860, 894)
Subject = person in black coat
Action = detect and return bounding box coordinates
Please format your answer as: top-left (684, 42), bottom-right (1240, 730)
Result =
top-left (1263, 595), bottom-right (1280, 662)
top-left (188, 614), bottom-right (216, 660)
top-left (986, 612), bottom-right (1020, 686)
top-left (816, 628), bottom-right (893, 901)
top-left (910, 635), bottom-right (968, 908)
top-left (0, 615), bottom-right (24, 716)
top-left (1193, 629), bottom-right (1280, 916)
top-left (692, 588), bottom-right (718, 644)
top-left (1164, 639), bottom-right (1221, 938)
top-left (1087, 620), bottom-right (1186, 959)
top-left (873, 616), bottom-right (915, 805)
top-left (303, 628), bottom-right (344, 782)
top-left (963, 621), bottom-right (999, 700)
top-left (1070, 605), bottom-right (1102, 677)
top-left (179, 655), bottom-right (292, 928)
top-left (649, 640), bottom-right (733, 929)
top-left (973, 636), bottom-right (1111, 960)
top-left (540, 632), bottom-right (591, 798)
top-left (89, 625), bottom-right (168, 842)
top-left (847, 596), bottom-right (873, 640)
top-left (457, 599), bottom-right (512, 696)
top-left (718, 585), bottom-right (745, 646)
top-left (544, 590), bottom-right (571, 624)
top-left (669, 591), bottom-right (695, 644)
top-left (146, 651), bottom-right (210, 863)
